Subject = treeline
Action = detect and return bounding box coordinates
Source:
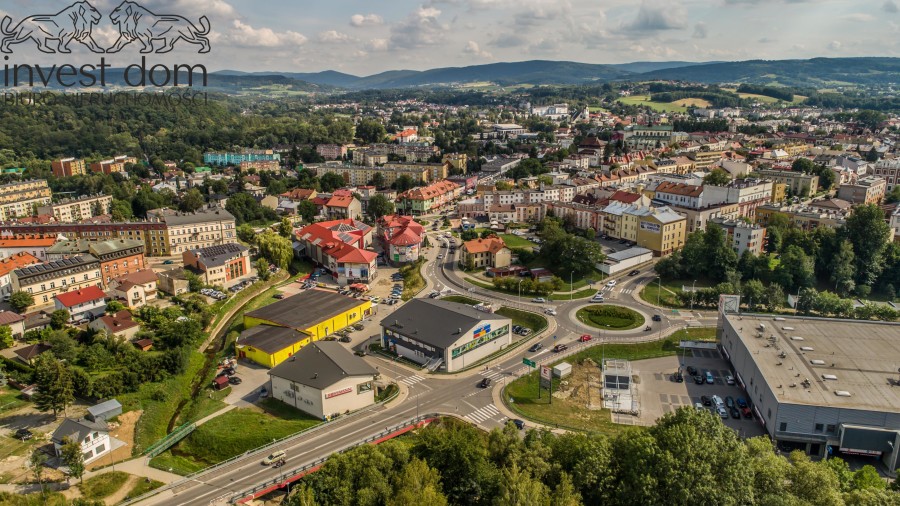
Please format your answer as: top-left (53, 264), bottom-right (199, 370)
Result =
top-left (671, 118), bottom-right (729, 132)
top-left (284, 410), bottom-right (899, 506)
top-left (736, 84), bottom-right (795, 102)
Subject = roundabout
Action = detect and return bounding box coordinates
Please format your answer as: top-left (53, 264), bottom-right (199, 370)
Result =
top-left (575, 304), bottom-right (645, 331)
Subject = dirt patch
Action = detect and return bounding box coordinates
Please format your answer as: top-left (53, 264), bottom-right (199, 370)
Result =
top-left (102, 473), bottom-right (139, 505)
top-left (552, 358), bottom-right (604, 410)
top-left (86, 410), bottom-right (140, 471)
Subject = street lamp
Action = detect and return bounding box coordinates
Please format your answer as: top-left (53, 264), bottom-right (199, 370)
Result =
top-left (656, 275), bottom-right (662, 307)
top-left (690, 279), bottom-right (697, 311)
top-left (518, 278), bottom-right (524, 300)
top-left (570, 271), bottom-right (575, 301)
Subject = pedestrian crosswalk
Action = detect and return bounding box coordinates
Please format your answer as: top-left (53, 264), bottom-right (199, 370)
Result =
top-left (481, 368), bottom-right (504, 381)
top-left (620, 288), bottom-right (634, 295)
top-left (399, 375), bottom-right (426, 386)
top-left (465, 404), bottom-right (502, 424)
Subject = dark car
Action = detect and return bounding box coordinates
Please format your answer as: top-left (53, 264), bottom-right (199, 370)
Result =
top-left (480, 378), bottom-right (492, 388)
top-left (552, 344), bottom-right (568, 353)
top-left (652, 314), bottom-right (662, 322)
top-left (339, 336), bottom-right (351, 343)
top-left (701, 395), bottom-right (711, 406)
top-left (673, 372), bottom-right (684, 383)
top-left (14, 428), bottom-right (33, 440)
top-left (628, 270), bottom-right (640, 276)
top-left (223, 367), bottom-right (236, 376)
top-left (512, 325), bottom-right (523, 334)
top-left (512, 419), bottom-right (526, 430)
top-left (619, 239), bottom-right (628, 244)
top-left (686, 366), bottom-right (698, 376)
top-left (730, 406), bottom-right (741, 419)
top-left (354, 350), bottom-right (367, 357)
top-left (273, 293), bottom-right (285, 299)
top-left (228, 376), bottom-right (242, 385)
top-left (736, 397), bottom-right (748, 408)
top-left (693, 375), bottom-right (705, 385)
top-left (741, 407), bottom-right (752, 419)
top-left (528, 343), bottom-right (543, 353)
top-left (725, 396), bottom-right (735, 408)
top-left (353, 323), bottom-right (364, 331)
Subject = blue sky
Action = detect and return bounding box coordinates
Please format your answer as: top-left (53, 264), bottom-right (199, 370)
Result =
top-left (2, 0), bottom-right (899, 75)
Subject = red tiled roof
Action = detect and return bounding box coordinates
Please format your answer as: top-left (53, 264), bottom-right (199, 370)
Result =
top-left (656, 182), bottom-right (704, 198)
top-left (280, 188), bottom-right (316, 201)
top-left (398, 180), bottom-right (460, 201)
top-left (94, 310), bottom-right (139, 333)
top-left (326, 195), bottom-right (354, 208)
top-left (463, 236), bottom-right (507, 254)
top-left (0, 234), bottom-right (58, 248)
top-left (113, 269), bottom-right (158, 286)
top-left (54, 286), bottom-right (106, 307)
top-left (0, 252), bottom-right (41, 278)
top-left (0, 310), bottom-right (24, 325)
top-left (609, 190), bottom-right (643, 204)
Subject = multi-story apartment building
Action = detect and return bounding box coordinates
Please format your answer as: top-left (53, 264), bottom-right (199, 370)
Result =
top-left (0, 180), bottom-right (52, 221)
top-left (382, 162), bottom-right (449, 183)
top-left (836, 176), bottom-right (887, 205)
top-left (11, 255), bottom-right (102, 307)
top-left (396, 180), bottom-right (462, 215)
top-left (1, 223), bottom-right (167, 256)
top-left (316, 144), bottom-right (348, 160)
top-left (351, 150), bottom-right (389, 167)
top-left (443, 153), bottom-right (468, 173)
top-left (756, 204), bottom-right (848, 231)
top-left (316, 164), bottom-right (430, 187)
top-left (46, 238), bottom-right (145, 287)
top-left (89, 156), bottom-right (136, 175)
top-left (669, 203), bottom-right (740, 233)
top-left (631, 206), bottom-right (687, 256)
top-left (756, 169), bottom-right (819, 198)
top-left (0, 234), bottom-right (59, 260)
top-left (653, 182), bottom-right (704, 209)
top-left (203, 150), bottom-right (281, 167)
top-left (51, 158), bottom-right (87, 177)
top-left (688, 150), bottom-right (726, 168)
top-left (183, 243), bottom-right (251, 288)
top-left (872, 159), bottom-right (900, 192)
top-left (703, 179), bottom-right (774, 219)
top-left (239, 160), bottom-right (281, 172)
top-left (149, 207), bottom-right (237, 256)
top-left (710, 218), bottom-right (767, 256)
top-left (37, 194), bottom-right (113, 222)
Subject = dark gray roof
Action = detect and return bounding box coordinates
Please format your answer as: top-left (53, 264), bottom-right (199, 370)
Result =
top-left (245, 290), bottom-right (366, 330)
top-left (268, 341), bottom-right (377, 390)
top-left (238, 325), bottom-right (304, 354)
top-left (160, 208), bottom-right (235, 226)
top-left (13, 255), bottom-right (98, 282)
top-left (380, 299), bottom-right (509, 349)
top-left (52, 418), bottom-right (107, 445)
top-left (190, 243), bottom-right (248, 268)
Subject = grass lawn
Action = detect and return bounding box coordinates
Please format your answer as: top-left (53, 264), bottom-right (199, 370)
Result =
top-left (0, 491), bottom-right (69, 505)
top-left (737, 92), bottom-right (779, 103)
top-left (616, 95), bottom-right (692, 113)
top-left (152, 398), bottom-right (321, 474)
top-left (550, 288), bottom-right (597, 301)
top-left (463, 277), bottom-right (596, 301)
top-left (78, 471), bottom-right (130, 500)
top-left (178, 387), bottom-right (230, 426)
top-left (575, 305), bottom-right (644, 330)
top-left (639, 278), bottom-right (690, 308)
top-left (441, 295), bottom-right (483, 305)
top-left (0, 387), bottom-right (28, 414)
top-left (505, 328), bottom-right (716, 434)
top-left (495, 307), bottom-right (548, 334)
top-left (498, 233), bottom-right (537, 250)
top-left (126, 478), bottom-right (164, 498)
top-left (400, 258), bottom-right (426, 300)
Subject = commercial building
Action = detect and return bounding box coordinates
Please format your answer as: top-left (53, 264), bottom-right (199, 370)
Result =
top-left (46, 238), bottom-right (145, 287)
top-left (238, 290), bottom-right (373, 367)
top-left (295, 219), bottom-right (377, 285)
top-left (54, 285), bottom-right (107, 322)
top-left (380, 299), bottom-right (512, 372)
top-left (51, 158), bottom-right (87, 177)
top-left (720, 312), bottom-right (900, 473)
top-left (0, 180), bottom-right (52, 221)
top-left (396, 180), bottom-right (462, 215)
top-left (11, 255), bottom-right (102, 307)
top-left (268, 341), bottom-right (378, 419)
top-left (203, 149), bottom-right (281, 166)
top-left (598, 247), bottom-right (653, 275)
top-left (669, 203), bottom-right (740, 234)
top-left (837, 176), bottom-right (887, 205)
top-left (377, 214), bottom-right (425, 264)
top-left (756, 169), bottom-right (819, 198)
top-left (182, 243), bottom-right (251, 288)
top-left (37, 194), bottom-right (113, 222)
top-left (461, 236), bottom-right (511, 269)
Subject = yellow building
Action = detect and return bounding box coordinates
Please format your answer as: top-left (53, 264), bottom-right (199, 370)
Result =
top-left (236, 290), bottom-right (373, 367)
top-left (633, 207), bottom-right (687, 256)
top-left (443, 153), bottom-right (468, 173)
top-left (771, 182), bottom-right (786, 203)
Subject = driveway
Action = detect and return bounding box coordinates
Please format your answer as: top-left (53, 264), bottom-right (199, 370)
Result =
top-left (224, 361), bottom-right (272, 407)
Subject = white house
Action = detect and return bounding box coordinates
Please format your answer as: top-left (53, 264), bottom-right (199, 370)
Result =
top-left (53, 286), bottom-right (107, 322)
top-left (51, 418), bottom-right (111, 464)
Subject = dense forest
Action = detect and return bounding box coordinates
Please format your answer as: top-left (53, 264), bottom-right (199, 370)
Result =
top-left (283, 411), bottom-right (898, 506)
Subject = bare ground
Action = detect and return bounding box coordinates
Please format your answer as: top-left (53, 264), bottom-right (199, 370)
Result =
top-left (552, 358), bottom-right (605, 410)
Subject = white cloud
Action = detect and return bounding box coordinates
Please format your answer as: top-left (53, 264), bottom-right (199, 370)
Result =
top-left (843, 13), bottom-right (875, 22)
top-left (828, 40), bottom-right (842, 50)
top-left (119, 0), bottom-right (236, 17)
top-left (884, 0), bottom-right (899, 13)
top-left (463, 40), bottom-right (492, 58)
top-left (228, 20), bottom-right (307, 47)
top-left (692, 22), bottom-right (708, 39)
top-left (350, 14), bottom-right (384, 27)
top-left (318, 30), bottom-right (353, 43)
top-left (389, 5), bottom-right (449, 49)
top-left (625, 0), bottom-right (687, 31)
top-left (366, 38), bottom-right (389, 51)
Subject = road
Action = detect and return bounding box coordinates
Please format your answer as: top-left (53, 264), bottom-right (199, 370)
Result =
top-left (135, 221), bottom-right (716, 505)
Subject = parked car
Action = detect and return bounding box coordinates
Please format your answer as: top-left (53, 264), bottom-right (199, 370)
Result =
top-left (228, 376), bottom-right (242, 385)
top-left (736, 397), bottom-right (748, 408)
top-left (686, 366), bottom-right (697, 376)
top-left (730, 406), bottom-right (741, 419)
top-left (717, 406), bottom-right (729, 419)
top-left (223, 367), bottom-right (236, 376)
top-left (13, 428), bottom-right (33, 441)
top-left (700, 395), bottom-right (711, 406)
top-left (479, 378), bottom-right (491, 388)
top-left (354, 350), bottom-right (367, 357)
top-left (531, 297), bottom-right (547, 303)
top-left (162, 260), bottom-right (175, 265)
top-left (528, 343), bottom-right (543, 353)
top-left (552, 344), bottom-right (568, 353)
top-left (725, 374), bottom-right (736, 385)
top-left (339, 336), bottom-right (351, 343)
top-left (673, 372), bottom-right (684, 383)
top-left (520, 328), bottom-right (531, 336)
top-left (512, 419), bottom-right (525, 430)
top-left (512, 325), bottom-right (522, 334)
top-left (741, 407), bottom-right (752, 419)
top-left (695, 402), bottom-right (704, 411)
top-left (725, 396), bottom-right (735, 408)
top-left (578, 334), bottom-right (592, 342)
top-left (628, 270), bottom-right (640, 276)
top-left (705, 371), bottom-right (715, 384)
top-left (693, 375), bottom-right (705, 385)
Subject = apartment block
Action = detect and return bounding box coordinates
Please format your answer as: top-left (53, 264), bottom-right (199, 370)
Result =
top-left (316, 144), bottom-right (348, 161)
top-left (837, 176), bottom-right (887, 205)
top-left (12, 255), bottom-right (102, 307)
top-left (37, 194), bottom-right (113, 223)
top-left (90, 156), bottom-right (136, 175)
top-left (0, 180), bottom-right (52, 221)
top-left (872, 159), bottom-right (900, 192)
top-left (756, 169), bottom-right (819, 198)
top-left (203, 150), bottom-right (280, 167)
top-left (52, 158), bottom-right (87, 177)
top-left (149, 207), bottom-right (237, 255)
top-left (46, 238), bottom-right (145, 287)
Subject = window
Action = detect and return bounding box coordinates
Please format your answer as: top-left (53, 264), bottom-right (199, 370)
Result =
top-left (815, 423), bottom-right (824, 432)
top-left (95, 443), bottom-right (105, 454)
top-left (826, 424), bottom-right (836, 434)
top-left (779, 422), bottom-right (787, 432)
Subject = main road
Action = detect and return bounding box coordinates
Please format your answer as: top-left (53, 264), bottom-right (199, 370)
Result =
top-left (135, 226), bottom-right (714, 506)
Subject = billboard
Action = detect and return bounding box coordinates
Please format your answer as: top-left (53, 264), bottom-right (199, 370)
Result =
top-left (540, 365), bottom-right (552, 388)
top-left (640, 221), bottom-right (661, 233)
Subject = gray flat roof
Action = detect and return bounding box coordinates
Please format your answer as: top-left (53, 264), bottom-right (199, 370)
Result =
top-left (238, 325), bottom-right (304, 354)
top-left (381, 299), bottom-right (509, 349)
top-left (245, 290), bottom-right (367, 330)
top-left (268, 341), bottom-right (377, 390)
top-left (607, 247), bottom-right (652, 262)
top-left (726, 314), bottom-right (900, 413)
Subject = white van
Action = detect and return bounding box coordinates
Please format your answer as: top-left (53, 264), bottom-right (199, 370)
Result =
top-left (262, 450), bottom-right (286, 465)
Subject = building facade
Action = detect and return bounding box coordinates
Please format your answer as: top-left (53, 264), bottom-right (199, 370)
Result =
top-left (837, 176), bottom-right (887, 205)
top-left (203, 150), bottom-right (281, 166)
top-left (0, 180), bottom-right (52, 221)
top-left (461, 236), bottom-right (511, 269)
top-left (12, 255), bottom-right (102, 307)
top-left (51, 158), bottom-right (87, 177)
top-left (150, 207), bottom-right (237, 256)
top-left (183, 243), bottom-right (251, 288)
top-left (37, 194), bottom-right (113, 223)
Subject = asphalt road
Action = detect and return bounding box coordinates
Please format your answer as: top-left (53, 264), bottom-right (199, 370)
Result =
top-left (137, 224), bottom-right (716, 506)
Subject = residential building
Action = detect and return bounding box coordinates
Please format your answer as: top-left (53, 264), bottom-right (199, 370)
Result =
top-left (280, 188), bottom-right (318, 202)
top-left (378, 214), bottom-right (425, 264)
top-left (0, 222), bottom-right (169, 257)
top-left (14, 343), bottom-right (51, 365)
top-left (108, 269), bottom-right (158, 308)
top-left (89, 156), bottom-right (135, 175)
top-left (382, 162), bottom-right (449, 183)
top-left (632, 206), bottom-right (687, 256)
top-left (239, 160), bottom-right (281, 172)
top-left (322, 194), bottom-right (362, 221)
top-left (157, 268), bottom-right (189, 296)
top-left (703, 179), bottom-right (774, 219)
top-left (12, 255), bottom-right (102, 307)
top-left (891, 207), bottom-right (900, 242)
top-left (756, 204), bottom-right (848, 231)
top-left (238, 290), bottom-right (373, 367)
top-left (653, 182), bottom-right (704, 209)
top-left (669, 203), bottom-right (740, 233)
top-left (54, 285), bottom-right (107, 322)
top-left (149, 207), bottom-right (237, 256)
top-left (52, 418), bottom-right (111, 464)
top-left (295, 219), bottom-right (377, 285)
top-left (183, 243), bottom-right (251, 288)
top-left (872, 159), bottom-right (900, 192)
top-left (461, 236), bottom-right (511, 269)
top-left (351, 150), bottom-right (389, 167)
top-left (381, 299), bottom-right (512, 372)
top-left (837, 176), bottom-right (887, 205)
top-left (316, 144), bottom-right (348, 160)
top-left (51, 158), bottom-right (87, 177)
top-left (710, 218), bottom-right (767, 255)
top-left (0, 310), bottom-right (25, 338)
top-left (443, 153), bottom-right (468, 173)
top-left (268, 341), bottom-right (378, 419)
top-left (0, 180), bottom-right (52, 221)
top-left (316, 164), bottom-right (429, 186)
top-left (46, 238), bottom-right (145, 287)
top-left (89, 310), bottom-right (140, 341)
top-left (720, 312), bottom-right (900, 471)
top-left (203, 149), bottom-right (281, 166)
top-left (396, 180), bottom-right (462, 215)
top-left (757, 169), bottom-right (819, 198)
top-left (36, 194), bottom-right (112, 223)
top-left (0, 252), bottom-right (41, 299)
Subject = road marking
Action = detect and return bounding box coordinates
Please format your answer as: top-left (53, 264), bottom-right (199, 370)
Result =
top-left (480, 369), bottom-right (504, 380)
top-left (533, 349), bottom-right (549, 358)
top-left (398, 375), bottom-right (425, 386)
top-left (464, 404), bottom-right (501, 423)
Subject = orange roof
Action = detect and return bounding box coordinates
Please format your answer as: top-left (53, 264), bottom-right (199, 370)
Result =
top-left (280, 188), bottom-right (316, 201)
top-left (656, 182), bottom-right (704, 198)
top-left (0, 252), bottom-right (41, 277)
top-left (0, 234), bottom-right (58, 248)
top-left (399, 180), bottom-right (460, 201)
top-left (326, 195), bottom-right (355, 208)
top-left (463, 236), bottom-right (507, 255)
top-left (397, 129), bottom-right (418, 138)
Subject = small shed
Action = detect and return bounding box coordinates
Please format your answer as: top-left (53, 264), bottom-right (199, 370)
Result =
top-left (212, 375), bottom-right (229, 390)
top-left (553, 362), bottom-right (572, 379)
top-left (87, 399), bottom-right (122, 423)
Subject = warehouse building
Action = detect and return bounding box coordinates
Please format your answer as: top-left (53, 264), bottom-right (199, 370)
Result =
top-left (380, 299), bottom-right (511, 372)
top-left (237, 290), bottom-right (372, 367)
top-left (720, 312), bottom-right (900, 474)
top-left (268, 341), bottom-right (378, 419)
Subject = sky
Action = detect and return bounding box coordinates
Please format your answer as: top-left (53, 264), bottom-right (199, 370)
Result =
top-left (2, 0), bottom-right (900, 75)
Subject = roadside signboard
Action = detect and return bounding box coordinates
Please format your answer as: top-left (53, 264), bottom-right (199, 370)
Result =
top-left (523, 358), bottom-right (536, 368)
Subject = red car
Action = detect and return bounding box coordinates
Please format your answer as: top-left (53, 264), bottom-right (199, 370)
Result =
top-left (579, 334), bottom-right (593, 342)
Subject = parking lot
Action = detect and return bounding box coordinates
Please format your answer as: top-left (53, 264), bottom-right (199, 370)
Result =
top-left (632, 353), bottom-right (767, 438)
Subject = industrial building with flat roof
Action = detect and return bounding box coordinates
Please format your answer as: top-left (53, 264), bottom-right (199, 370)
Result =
top-left (720, 312), bottom-right (900, 474)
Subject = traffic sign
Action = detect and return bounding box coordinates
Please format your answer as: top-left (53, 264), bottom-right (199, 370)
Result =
top-left (522, 358), bottom-right (536, 368)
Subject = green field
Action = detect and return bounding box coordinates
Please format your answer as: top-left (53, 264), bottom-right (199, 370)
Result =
top-left (78, 471), bottom-right (130, 500)
top-left (127, 478), bottom-right (164, 499)
top-left (737, 93), bottom-right (779, 103)
top-left (616, 95), bottom-right (699, 113)
top-left (498, 233), bottom-right (538, 250)
top-left (575, 305), bottom-right (644, 330)
top-left (441, 295), bottom-right (482, 305)
top-left (495, 307), bottom-right (548, 335)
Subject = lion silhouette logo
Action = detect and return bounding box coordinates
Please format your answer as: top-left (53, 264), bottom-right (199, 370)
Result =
top-left (107, 1), bottom-right (211, 54)
top-left (0, 1), bottom-right (105, 53)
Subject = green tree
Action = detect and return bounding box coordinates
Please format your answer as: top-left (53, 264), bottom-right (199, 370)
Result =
top-left (356, 119), bottom-right (387, 144)
top-left (368, 194), bottom-right (395, 219)
top-left (786, 451), bottom-right (844, 506)
top-left (60, 436), bottom-right (85, 483)
top-left (256, 258), bottom-right (271, 281)
top-left (702, 224), bottom-right (738, 282)
top-left (885, 185), bottom-right (900, 204)
top-left (237, 223), bottom-right (256, 244)
top-left (865, 146), bottom-right (880, 162)
top-left (369, 172), bottom-right (386, 189)
top-left (395, 175), bottom-right (416, 192)
top-left (389, 458), bottom-right (448, 506)
top-left (9, 291), bottom-right (34, 313)
top-left (792, 157), bottom-right (816, 174)
top-left (493, 462), bottom-right (550, 506)
top-left (33, 353), bottom-right (74, 417)
top-left (702, 169), bottom-right (731, 186)
top-left (50, 309), bottom-right (71, 329)
top-left (550, 472), bottom-right (583, 506)
top-left (829, 239), bottom-right (856, 296)
top-left (849, 465), bottom-right (886, 492)
top-left (413, 422), bottom-right (499, 505)
top-left (774, 245), bottom-right (815, 292)
top-left (279, 217), bottom-right (294, 238)
top-left (541, 234), bottom-right (604, 279)
top-left (178, 188), bottom-right (206, 213)
top-left (286, 483), bottom-right (318, 506)
top-left (105, 301), bottom-right (126, 314)
top-left (297, 200), bottom-right (318, 223)
top-left (110, 199), bottom-right (134, 221)
top-left (841, 204), bottom-right (892, 287)
top-left (0, 325), bottom-right (12, 349)
top-left (47, 330), bottom-right (78, 362)
top-left (319, 173), bottom-right (346, 193)
top-left (256, 231), bottom-right (293, 269)
top-left (816, 167), bottom-right (837, 191)
top-left (29, 449), bottom-right (47, 498)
